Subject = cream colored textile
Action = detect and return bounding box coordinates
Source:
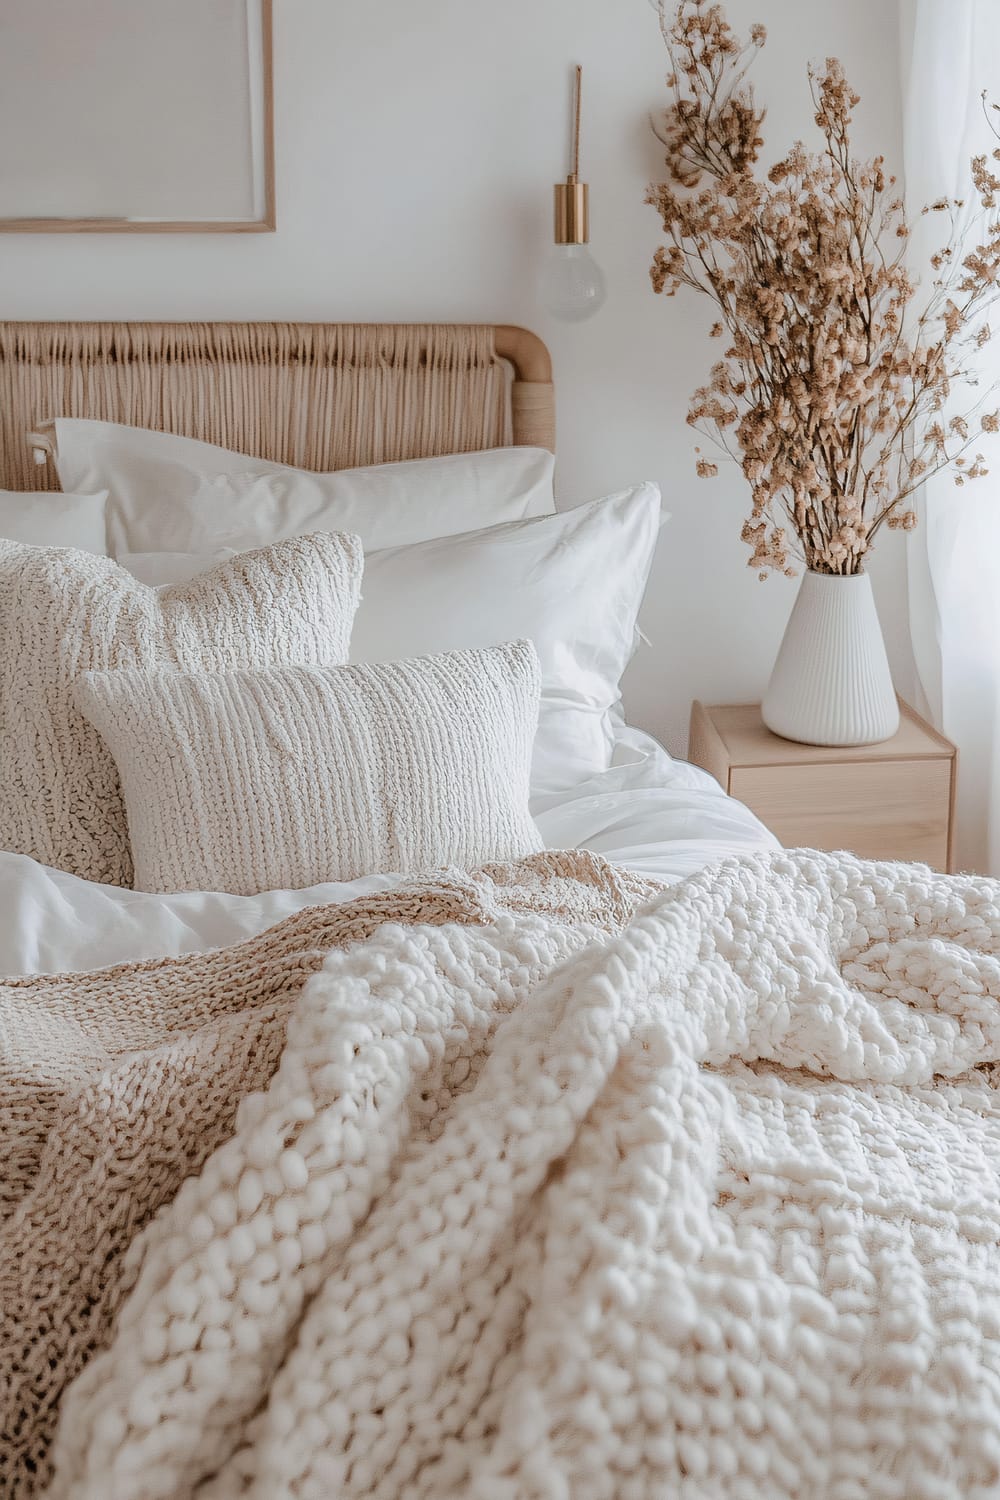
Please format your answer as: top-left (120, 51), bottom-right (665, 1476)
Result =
top-left (0, 533), bottom-right (362, 887)
top-left (0, 850), bottom-right (653, 1499)
top-left (75, 642), bottom-right (544, 895)
top-left (41, 849), bottom-right (1000, 1499)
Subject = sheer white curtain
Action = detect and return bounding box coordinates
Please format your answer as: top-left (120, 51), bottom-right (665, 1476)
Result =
top-left (901, 0), bottom-right (1000, 874)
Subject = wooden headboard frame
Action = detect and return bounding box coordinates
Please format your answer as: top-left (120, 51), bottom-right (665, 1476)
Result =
top-left (0, 321), bottom-right (555, 491)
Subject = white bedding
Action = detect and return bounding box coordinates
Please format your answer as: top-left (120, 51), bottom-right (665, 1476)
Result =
top-left (29, 845), bottom-right (1000, 1497)
top-left (0, 724), bottom-right (775, 976)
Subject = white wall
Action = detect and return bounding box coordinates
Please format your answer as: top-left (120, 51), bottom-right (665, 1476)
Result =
top-left (0, 0), bottom-right (912, 755)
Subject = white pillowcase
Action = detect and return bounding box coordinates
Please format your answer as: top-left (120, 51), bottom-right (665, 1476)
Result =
top-left (0, 532), bottom-right (363, 888)
top-left (43, 418), bottom-right (556, 555)
top-left (75, 643), bottom-right (544, 895)
top-left (116, 485), bottom-right (665, 793)
top-left (352, 484), bottom-right (663, 793)
top-left (0, 489), bottom-right (108, 554)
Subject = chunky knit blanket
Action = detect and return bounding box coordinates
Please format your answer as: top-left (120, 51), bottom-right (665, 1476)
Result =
top-left (12, 848), bottom-right (1000, 1498)
top-left (1, 850), bottom-right (652, 1499)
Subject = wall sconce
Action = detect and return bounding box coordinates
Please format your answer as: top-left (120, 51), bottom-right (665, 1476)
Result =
top-left (540, 65), bottom-right (606, 322)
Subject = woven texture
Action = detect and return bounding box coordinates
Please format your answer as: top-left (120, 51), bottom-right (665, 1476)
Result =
top-left (76, 642), bottom-right (544, 895)
top-left (0, 532), bottom-right (362, 887)
top-left (38, 848), bottom-right (1000, 1499)
top-left (0, 322), bottom-right (531, 491)
top-left (0, 850), bottom-right (653, 1499)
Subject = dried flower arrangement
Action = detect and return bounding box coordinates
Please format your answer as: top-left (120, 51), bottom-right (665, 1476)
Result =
top-left (646, 0), bottom-right (1000, 578)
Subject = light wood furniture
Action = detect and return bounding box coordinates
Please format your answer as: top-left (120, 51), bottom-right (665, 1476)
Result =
top-left (689, 700), bottom-right (956, 870)
top-left (0, 322), bottom-right (555, 491)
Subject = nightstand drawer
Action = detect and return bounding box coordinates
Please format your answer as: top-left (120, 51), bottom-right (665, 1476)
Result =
top-left (730, 758), bottom-right (952, 867)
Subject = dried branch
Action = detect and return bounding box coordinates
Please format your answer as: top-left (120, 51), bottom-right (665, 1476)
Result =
top-left (646, 0), bottom-right (1000, 577)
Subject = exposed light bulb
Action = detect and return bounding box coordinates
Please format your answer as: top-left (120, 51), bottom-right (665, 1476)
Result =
top-left (544, 65), bottom-right (605, 323)
top-left (541, 242), bottom-right (607, 322)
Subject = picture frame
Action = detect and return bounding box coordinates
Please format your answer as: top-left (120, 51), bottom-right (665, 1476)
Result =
top-left (0, 0), bottom-right (274, 233)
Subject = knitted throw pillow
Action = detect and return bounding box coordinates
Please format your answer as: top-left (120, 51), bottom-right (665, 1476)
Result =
top-left (74, 642), bottom-right (545, 895)
top-left (0, 532), bottom-right (363, 887)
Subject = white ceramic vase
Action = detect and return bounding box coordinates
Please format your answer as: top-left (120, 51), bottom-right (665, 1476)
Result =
top-left (761, 570), bottom-right (899, 746)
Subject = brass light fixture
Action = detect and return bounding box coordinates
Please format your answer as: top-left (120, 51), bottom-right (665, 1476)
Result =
top-left (541, 65), bottom-right (606, 322)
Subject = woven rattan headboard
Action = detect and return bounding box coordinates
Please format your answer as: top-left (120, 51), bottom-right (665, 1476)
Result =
top-left (0, 321), bottom-right (555, 491)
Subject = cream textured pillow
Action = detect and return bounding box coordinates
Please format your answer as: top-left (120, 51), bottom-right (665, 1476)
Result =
top-left (74, 642), bottom-right (544, 895)
top-left (0, 533), bottom-right (363, 887)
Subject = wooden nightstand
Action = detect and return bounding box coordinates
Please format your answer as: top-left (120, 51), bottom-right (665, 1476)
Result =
top-left (689, 700), bottom-right (956, 870)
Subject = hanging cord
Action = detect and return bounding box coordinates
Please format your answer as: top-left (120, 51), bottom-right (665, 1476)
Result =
top-left (572, 64), bottom-right (583, 179)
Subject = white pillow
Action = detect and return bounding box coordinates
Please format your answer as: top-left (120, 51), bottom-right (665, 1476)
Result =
top-left (0, 489), bottom-right (108, 554)
top-left (74, 643), bottom-right (544, 895)
top-left (0, 532), bottom-right (363, 888)
top-left (352, 484), bottom-right (663, 793)
top-left (42, 418), bottom-right (556, 555)
top-left (115, 486), bottom-right (665, 792)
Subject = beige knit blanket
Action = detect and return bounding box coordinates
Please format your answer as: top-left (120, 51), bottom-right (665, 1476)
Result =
top-left (1, 850), bottom-right (653, 1499)
top-left (35, 848), bottom-right (1000, 1499)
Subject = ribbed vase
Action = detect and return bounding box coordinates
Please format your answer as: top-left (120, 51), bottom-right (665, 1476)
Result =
top-left (761, 571), bottom-right (899, 746)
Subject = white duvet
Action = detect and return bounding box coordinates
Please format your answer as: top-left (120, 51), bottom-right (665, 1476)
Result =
top-left (1, 725), bottom-right (776, 976)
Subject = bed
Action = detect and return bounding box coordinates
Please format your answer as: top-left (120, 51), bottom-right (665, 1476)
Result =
top-left (0, 318), bottom-right (775, 976)
top-left (6, 322), bottom-right (1000, 1500)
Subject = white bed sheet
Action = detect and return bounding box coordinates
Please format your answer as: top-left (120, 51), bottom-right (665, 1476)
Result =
top-left (0, 725), bottom-right (776, 977)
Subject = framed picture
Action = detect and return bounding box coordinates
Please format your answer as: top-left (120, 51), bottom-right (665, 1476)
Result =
top-left (0, 0), bottom-right (274, 233)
